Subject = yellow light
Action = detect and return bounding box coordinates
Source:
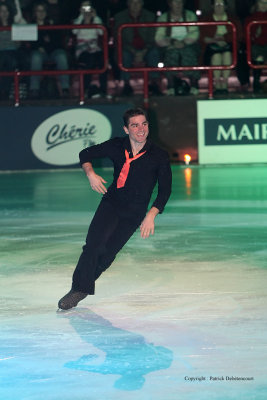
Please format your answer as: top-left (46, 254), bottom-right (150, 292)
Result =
top-left (183, 167), bottom-right (192, 196)
top-left (184, 154), bottom-right (191, 165)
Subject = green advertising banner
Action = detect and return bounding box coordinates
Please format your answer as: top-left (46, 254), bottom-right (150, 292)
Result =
top-left (197, 99), bottom-right (267, 164)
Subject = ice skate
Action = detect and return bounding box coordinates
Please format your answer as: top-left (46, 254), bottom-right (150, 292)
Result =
top-left (58, 290), bottom-right (88, 310)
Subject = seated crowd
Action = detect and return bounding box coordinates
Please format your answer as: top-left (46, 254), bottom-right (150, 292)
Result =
top-left (0, 0), bottom-right (266, 100)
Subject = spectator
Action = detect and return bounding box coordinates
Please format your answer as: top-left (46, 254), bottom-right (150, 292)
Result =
top-left (198, 0), bottom-right (235, 15)
top-left (46, 0), bottom-right (71, 25)
top-left (114, 0), bottom-right (162, 96)
top-left (1, 0), bottom-right (26, 23)
top-left (22, 0), bottom-right (73, 23)
top-left (155, 0), bottom-right (201, 96)
top-left (73, 0), bottom-right (109, 98)
top-left (200, 0), bottom-right (242, 94)
top-left (100, 0), bottom-right (127, 83)
top-left (245, 0), bottom-right (267, 93)
top-left (28, 1), bottom-right (70, 98)
top-left (0, 2), bottom-right (27, 99)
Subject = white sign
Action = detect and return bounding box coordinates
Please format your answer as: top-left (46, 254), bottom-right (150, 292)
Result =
top-left (31, 108), bottom-right (112, 166)
top-left (12, 24), bottom-right (38, 41)
top-left (197, 99), bottom-right (267, 164)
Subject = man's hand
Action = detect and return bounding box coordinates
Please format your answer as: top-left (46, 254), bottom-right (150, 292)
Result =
top-left (88, 172), bottom-right (107, 194)
top-left (140, 207), bottom-right (159, 239)
top-left (82, 162), bottom-right (107, 194)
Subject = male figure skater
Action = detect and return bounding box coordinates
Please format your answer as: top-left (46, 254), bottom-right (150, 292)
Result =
top-left (58, 107), bottom-right (172, 310)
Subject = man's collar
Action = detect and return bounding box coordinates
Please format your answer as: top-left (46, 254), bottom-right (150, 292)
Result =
top-left (123, 136), bottom-right (152, 154)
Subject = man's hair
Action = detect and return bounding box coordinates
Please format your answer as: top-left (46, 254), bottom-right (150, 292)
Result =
top-left (211, 0), bottom-right (228, 7)
top-left (123, 107), bottom-right (147, 127)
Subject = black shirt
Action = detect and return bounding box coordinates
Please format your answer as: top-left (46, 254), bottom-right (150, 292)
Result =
top-left (79, 136), bottom-right (172, 214)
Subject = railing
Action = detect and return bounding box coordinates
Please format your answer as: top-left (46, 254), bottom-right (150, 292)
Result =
top-left (0, 24), bottom-right (108, 106)
top-left (0, 21), bottom-right (241, 106)
top-left (246, 20), bottom-right (267, 69)
top-left (117, 21), bottom-right (238, 104)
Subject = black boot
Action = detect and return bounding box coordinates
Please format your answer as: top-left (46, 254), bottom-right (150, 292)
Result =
top-left (58, 290), bottom-right (88, 310)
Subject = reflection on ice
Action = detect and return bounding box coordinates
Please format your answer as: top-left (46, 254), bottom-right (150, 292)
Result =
top-left (59, 309), bottom-right (173, 391)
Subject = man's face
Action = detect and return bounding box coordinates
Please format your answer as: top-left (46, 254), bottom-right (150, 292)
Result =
top-left (214, 1), bottom-right (226, 14)
top-left (124, 114), bottom-right (149, 146)
top-left (128, 0), bottom-right (143, 18)
top-left (81, 1), bottom-right (92, 15)
top-left (170, 0), bottom-right (184, 14)
top-left (0, 5), bottom-right (9, 21)
top-left (35, 5), bottom-right (47, 20)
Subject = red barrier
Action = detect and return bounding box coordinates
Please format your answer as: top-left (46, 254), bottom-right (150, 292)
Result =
top-left (0, 24), bottom-right (108, 106)
top-left (117, 21), bottom-right (237, 103)
top-left (0, 21), bottom-right (238, 105)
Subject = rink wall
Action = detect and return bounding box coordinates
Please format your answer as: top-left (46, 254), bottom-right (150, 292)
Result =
top-left (0, 104), bottom-right (131, 171)
top-left (0, 97), bottom-right (199, 171)
top-left (1, 97), bottom-right (267, 171)
top-left (198, 99), bottom-right (267, 164)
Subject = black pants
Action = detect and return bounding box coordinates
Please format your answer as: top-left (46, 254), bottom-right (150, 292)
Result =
top-left (72, 198), bottom-right (146, 294)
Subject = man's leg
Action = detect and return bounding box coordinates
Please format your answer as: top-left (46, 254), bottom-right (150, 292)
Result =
top-left (145, 47), bottom-right (162, 95)
top-left (121, 50), bottom-right (134, 95)
top-left (58, 199), bottom-right (120, 309)
top-left (72, 199), bottom-right (120, 294)
top-left (94, 212), bottom-right (145, 280)
top-left (58, 201), bottom-right (145, 309)
top-left (251, 45), bottom-right (264, 93)
top-left (51, 49), bottom-right (70, 90)
top-left (181, 44), bottom-right (201, 94)
top-left (30, 50), bottom-right (44, 91)
top-left (164, 48), bottom-right (180, 95)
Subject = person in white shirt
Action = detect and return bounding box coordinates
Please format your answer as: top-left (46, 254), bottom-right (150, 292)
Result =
top-left (73, 1), bottom-right (109, 98)
top-left (155, 0), bottom-right (201, 95)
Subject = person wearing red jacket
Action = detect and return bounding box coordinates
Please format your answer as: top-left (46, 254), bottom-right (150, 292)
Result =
top-left (245, 0), bottom-right (267, 93)
top-left (200, 0), bottom-right (242, 94)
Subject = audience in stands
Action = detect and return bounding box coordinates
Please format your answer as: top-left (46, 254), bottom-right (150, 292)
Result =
top-left (155, 0), bottom-right (201, 96)
top-left (245, 0), bottom-right (267, 93)
top-left (200, 0), bottom-right (242, 94)
top-left (1, 0), bottom-right (267, 100)
top-left (113, 0), bottom-right (162, 96)
top-left (0, 1), bottom-right (28, 99)
top-left (28, 1), bottom-right (70, 98)
top-left (72, 0), bottom-right (109, 98)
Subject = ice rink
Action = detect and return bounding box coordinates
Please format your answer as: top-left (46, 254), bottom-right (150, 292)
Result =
top-left (1, 165), bottom-right (267, 399)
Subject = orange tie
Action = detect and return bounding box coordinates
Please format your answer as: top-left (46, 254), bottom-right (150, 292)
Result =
top-left (117, 149), bottom-right (146, 188)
